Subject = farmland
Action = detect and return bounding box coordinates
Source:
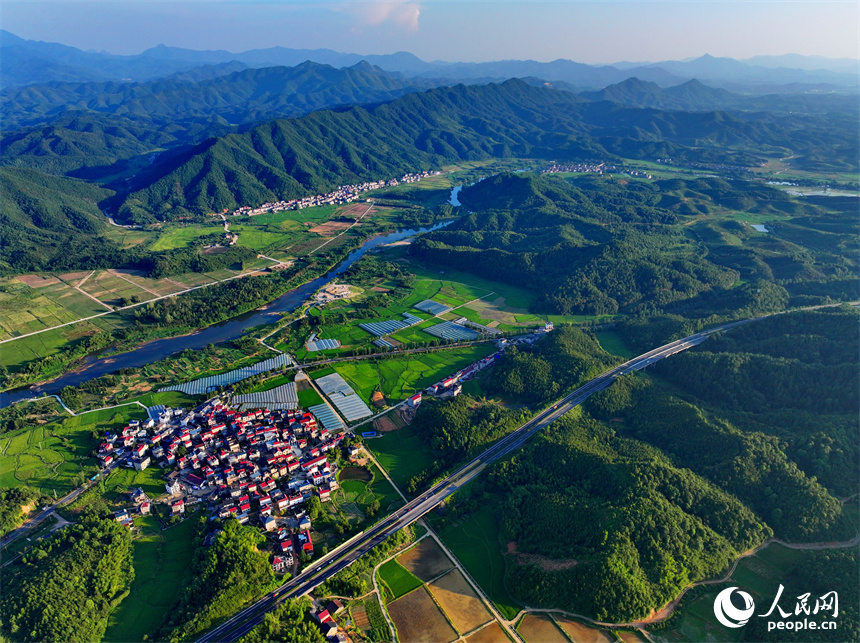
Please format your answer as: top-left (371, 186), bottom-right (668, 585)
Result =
top-left (366, 426), bottom-right (434, 490)
top-left (555, 617), bottom-right (614, 643)
top-left (103, 516), bottom-right (198, 642)
top-left (0, 405), bottom-right (147, 494)
top-left (428, 569), bottom-right (494, 634)
top-left (333, 344), bottom-right (496, 405)
top-left (516, 614), bottom-right (569, 643)
top-left (466, 622), bottom-right (513, 643)
top-left (377, 559), bottom-right (423, 600)
top-left (387, 586), bottom-right (458, 643)
top-left (437, 504), bottom-right (520, 620)
top-left (396, 537), bottom-right (455, 582)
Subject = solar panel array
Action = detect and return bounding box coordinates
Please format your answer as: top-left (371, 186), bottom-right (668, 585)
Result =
top-left (230, 382), bottom-right (299, 410)
top-left (147, 405), bottom-right (166, 421)
top-left (359, 312), bottom-right (424, 337)
top-left (160, 353), bottom-right (293, 395)
top-left (306, 338), bottom-right (341, 352)
top-left (373, 338), bottom-right (395, 349)
top-left (423, 321), bottom-right (481, 341)
top-left (414, 299), bottom-right (452, 315)
top-left (308, 403), bottom-right (345, 431)
top-left (315, 373), bottom-right (373, 421)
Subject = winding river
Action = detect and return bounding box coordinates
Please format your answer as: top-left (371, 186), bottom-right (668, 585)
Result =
top-left (1, 219), bottom-right (454, 407)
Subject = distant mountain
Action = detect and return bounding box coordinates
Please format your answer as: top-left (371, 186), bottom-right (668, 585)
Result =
top-left (581, 77), bottom-right (738, 111)
top-left (114, 79), bottom-right (852, 224)
top-left (4, 31), bottom-right (856, 92)
top-left (1, 60), bottom-right (441, 131)
top-left (581, 77), bottom-right (860, 116)
top-left (742, 54), bottom-right (859, 74)
top-left (645, 54), bottom-right (858, 90)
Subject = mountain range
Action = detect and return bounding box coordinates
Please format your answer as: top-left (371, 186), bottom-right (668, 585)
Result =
top-left (3, 30), bottom-right (856, 92)
top-left (109, 79), bottom-right (855, 223)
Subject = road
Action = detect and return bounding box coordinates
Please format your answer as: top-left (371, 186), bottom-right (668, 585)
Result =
top-left (196, 329), bottom-right (718, 642)
top-left (0, 464), bottom-right (117, 553)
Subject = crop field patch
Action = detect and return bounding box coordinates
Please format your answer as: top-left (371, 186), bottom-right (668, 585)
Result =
top-left (378, 559), bottom-right (424, 600)
top-left (396, 538), bottom-right (454, 582)
top-left (465, 622), bottom-right (511, 643)
top-left (428, 569), bottom-right (493, 633)
top-left (517, 614), bottom-right (568, 643)
top-left (388, 586), bottom-right (458, 643)
top-left (309, 220), bottom-right (353, 235)
top-left (14, 274), bottom-right (61, 288)
top-left (555, 617), bottom-right (613, 643)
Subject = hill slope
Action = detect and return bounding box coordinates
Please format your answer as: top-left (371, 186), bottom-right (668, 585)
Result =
top-left (116, 79), bottom-right (842, 223)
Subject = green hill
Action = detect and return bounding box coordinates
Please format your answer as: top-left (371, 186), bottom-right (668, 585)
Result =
top-left (0, 167), bottom-right (128, 272)
top-left (116, 79), bottom-right (852, 222)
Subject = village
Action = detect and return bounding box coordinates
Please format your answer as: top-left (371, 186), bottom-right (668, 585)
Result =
top-left (228, 171), bottom-right (441, 217)
top-left (542, 161), bottom-right (652, 178)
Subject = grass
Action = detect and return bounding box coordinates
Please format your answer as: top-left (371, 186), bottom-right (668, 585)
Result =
top-left (148, 224), bottom-right (221, 251)
top-left (592, 329), bottom-right (634, 358)
top-left (438, 503), bottom-right (520, 620)
top-left (377, 559), bottom-right (424, 600)
top-left (334, 345), bottom-right (496, 405)
top-left (0, 406), bottom-right (147, 494)
top-left (104, 515), bottom-right (198, 641)
top-left (101, 466), bottom-right (168, 500)
top-left (367, 428), bottom-right (433, 492)
top-left (297, 387), bottom-right (324, 408)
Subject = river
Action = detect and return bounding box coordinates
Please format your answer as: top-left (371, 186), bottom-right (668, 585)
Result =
top-left (0, 219), bottom-right (454, 407)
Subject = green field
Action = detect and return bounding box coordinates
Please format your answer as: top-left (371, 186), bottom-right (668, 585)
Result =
top-left (438, 504), bottom-right (520, 620)
top-left (0, 406), bottom-right (147, 494)
top-left (377, 559), bottom-right (423, 600)
top-left (334, 345), bottom-right (496, 405)
top-left (592, 329), bottom-right (634, 358)
top-left (148, 224), bottom-right (222, 251)
top-left (104, 516), bottom-right (198, 642)
top-left (367, 428), bottom-right (434, 491)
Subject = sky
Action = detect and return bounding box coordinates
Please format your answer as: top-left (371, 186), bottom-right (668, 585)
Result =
top-left (3, 1), bottom-right (858, 63)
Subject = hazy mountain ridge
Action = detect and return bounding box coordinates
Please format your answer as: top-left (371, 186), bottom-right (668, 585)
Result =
top-left (3, 30), bottom-right (856, 92)
top-left (1, 60), bottom-right (441, 131)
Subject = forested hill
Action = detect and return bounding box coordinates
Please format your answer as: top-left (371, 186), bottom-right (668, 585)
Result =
top-left (113, 79), bottom-right (849, 223)
top-left (0, 167), bottom-right (131, 273)
top-left (1, 61), bottom-right (438, 131)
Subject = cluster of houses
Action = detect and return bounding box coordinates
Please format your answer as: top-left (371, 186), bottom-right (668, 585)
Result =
top-left (100, 400), bottom-right (348, 572)
top-left (313, 600), bottom-right (349, 643)
top-left (542, 162), bottom-right (651, 179)
top-left (228, 171), bottom-right (441, 217)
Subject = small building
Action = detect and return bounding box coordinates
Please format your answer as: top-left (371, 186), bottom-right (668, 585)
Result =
top-left (133, 456), bottom-right (151, 471)
top-left (171, 499), bottom-right (185, 515)
top-left (165, 480), bottom-right (182, 495)
top-left (407, 392), bottom-right (422, 409)
top-left (139, 502), bottom-right (151, 515)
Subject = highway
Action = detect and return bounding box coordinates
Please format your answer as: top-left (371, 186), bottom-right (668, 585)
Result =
top-left (196, 329), bottom-right (715, 642)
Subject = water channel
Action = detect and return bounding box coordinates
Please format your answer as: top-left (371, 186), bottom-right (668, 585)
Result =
top-left (1, 218), bottom-right (455, 407)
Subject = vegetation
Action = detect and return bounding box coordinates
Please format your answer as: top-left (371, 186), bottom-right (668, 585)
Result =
top-left (160, 518), bottom-right (278, 641)
top-left (377, 559), bottom-right (423, 600)
top-left (239, 598), bottom-right (325, 643)
top-left (0, 504), bottom-right (134, 643)
top-left (414, 172), bottom-right (856, 319)
top-left (0, 486), bottom-right (47, 536)
top-left (114, 80), bottom-right (848, 222)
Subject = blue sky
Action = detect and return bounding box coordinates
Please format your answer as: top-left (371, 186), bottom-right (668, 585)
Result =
top-left (3, 1), bottom-right (858, 62)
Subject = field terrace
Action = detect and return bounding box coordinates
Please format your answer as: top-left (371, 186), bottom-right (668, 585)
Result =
top-left (99, 398), bottom-right (345, 572)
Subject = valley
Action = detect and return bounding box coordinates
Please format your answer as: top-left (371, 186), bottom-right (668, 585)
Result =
top-left (0, 24), bottom-right (857, 643)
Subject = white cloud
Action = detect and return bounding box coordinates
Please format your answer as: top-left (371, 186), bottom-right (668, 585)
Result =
top-left (347, 2), bottom-right (421, 32)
